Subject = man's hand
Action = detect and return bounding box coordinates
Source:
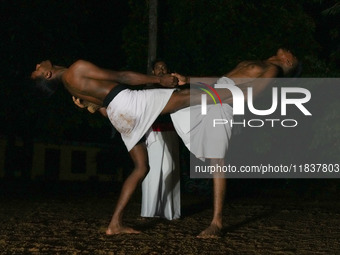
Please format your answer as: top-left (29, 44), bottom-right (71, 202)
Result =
top-left (159, 74), bottom-right (178, 87)
top-left (72, 96), bottom-right (86, 108)
top-left (171, 73), bottom-right (189, 86)
top-left (72, 96), bottom-right (100, 114)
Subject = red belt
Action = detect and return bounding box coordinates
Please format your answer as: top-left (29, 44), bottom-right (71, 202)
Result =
top-left (152, 122), bottom-right (175, 131)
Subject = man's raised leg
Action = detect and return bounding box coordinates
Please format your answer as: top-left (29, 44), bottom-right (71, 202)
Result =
top-left (197, 158), bottom-right (226, 238)
top-left (106, 143), bottom-right (149, 235)
top-left (161, 88), bottom-right (237, 115)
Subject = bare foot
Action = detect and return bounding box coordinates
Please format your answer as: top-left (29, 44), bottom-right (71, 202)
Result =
top-left (197, 223), bottom-right (222, 239)
top-left (106, 225), bottom-right (141, 235)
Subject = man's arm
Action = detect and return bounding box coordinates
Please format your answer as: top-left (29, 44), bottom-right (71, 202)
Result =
top-left (72, 60), bottom-right (178, 87)
top-left (172, 65), bottom-right (279, 104)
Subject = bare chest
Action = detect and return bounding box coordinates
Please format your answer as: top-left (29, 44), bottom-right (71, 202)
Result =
top-left (227, 61), bottom-right (266, 79)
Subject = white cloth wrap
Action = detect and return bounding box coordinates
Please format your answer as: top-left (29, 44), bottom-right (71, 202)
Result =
top-left (141, 131), bottom-right (181, 220)
top-left (170, 76), bottom-right (234, 161)
top-left (106, 88), bottom-right (176, 151)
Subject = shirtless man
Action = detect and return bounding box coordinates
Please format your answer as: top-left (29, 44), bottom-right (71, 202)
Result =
top-left (31, 48), bottom-right (298, 238)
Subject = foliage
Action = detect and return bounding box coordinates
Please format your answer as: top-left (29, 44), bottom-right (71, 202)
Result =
top-left (310, 94), bottom-right (340, 161)
top-left (123, 0), bottom-right (318, 75)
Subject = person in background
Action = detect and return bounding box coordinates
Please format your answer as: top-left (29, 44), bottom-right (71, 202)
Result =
top-left (141, 60), bottom-right (180, 220)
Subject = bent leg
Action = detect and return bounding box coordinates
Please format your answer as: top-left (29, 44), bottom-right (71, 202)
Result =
top-left (106, 143), bottom-right (149, 235)
top-left (198, 158), bottom-right (226, 238)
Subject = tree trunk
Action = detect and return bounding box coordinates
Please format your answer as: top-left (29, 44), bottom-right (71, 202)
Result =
top-left (147, 0), bottom-right (158, 75)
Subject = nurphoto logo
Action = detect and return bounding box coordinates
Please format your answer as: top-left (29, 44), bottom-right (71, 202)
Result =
top-left (197, 78), bottom-right (312, 128)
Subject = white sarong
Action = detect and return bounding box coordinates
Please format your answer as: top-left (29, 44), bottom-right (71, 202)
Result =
top-left (170, 76), bottom-right (234, 160)
top-left (141, 131), bottom-right (180, 220)
top-left (106, 88), bottom-right (176, 151)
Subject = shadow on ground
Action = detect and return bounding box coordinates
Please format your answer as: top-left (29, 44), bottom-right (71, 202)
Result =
top-left (0, 180), bottom-right (339, 254)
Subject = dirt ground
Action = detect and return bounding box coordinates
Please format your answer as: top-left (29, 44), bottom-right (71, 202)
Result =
top-left (0, 182), bottom-right (339, 255)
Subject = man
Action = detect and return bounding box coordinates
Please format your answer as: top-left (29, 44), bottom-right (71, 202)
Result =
top-left (79, 60), bottom-right (181, 220)
top-left (31, 48), bottom-right (299, 238)
top-left (141, 60), bottom-right (181, 220)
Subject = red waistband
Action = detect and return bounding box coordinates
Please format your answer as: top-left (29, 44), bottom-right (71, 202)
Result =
top-left (152, 122), bottom-right (175, 131)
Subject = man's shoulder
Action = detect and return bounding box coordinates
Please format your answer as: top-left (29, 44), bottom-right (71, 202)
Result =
top-left (64, 60), bottom-right (93, 82)
top-left (70, 60), bottom-right (92, 70)
top-left (68, 60), bottom-right (98, 77)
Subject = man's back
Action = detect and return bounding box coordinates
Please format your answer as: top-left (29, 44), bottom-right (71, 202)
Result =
top-left (62, 60), bottom-right (175, 106)
top-left (63, 60), bottom-right (119, 106)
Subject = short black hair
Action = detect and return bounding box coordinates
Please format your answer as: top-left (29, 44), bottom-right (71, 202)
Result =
top-left (34, 76), bottom-right (61, 97)
top-left (151, 59), bottom-right (167, 70)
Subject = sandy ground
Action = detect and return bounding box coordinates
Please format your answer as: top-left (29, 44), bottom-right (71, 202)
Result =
top-left (0, 183), bottom-right (339, 255)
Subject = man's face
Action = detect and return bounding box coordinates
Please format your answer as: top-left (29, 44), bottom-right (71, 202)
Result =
top-left (277, 48), bottom-right (298, 70)
top-left (153, 61), bottom-right (168, 77)
top-left (31, 60), bottom-right (53, 80)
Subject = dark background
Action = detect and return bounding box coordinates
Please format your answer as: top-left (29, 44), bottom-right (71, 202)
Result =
top-left (0, 0), bottom-right (339, 197)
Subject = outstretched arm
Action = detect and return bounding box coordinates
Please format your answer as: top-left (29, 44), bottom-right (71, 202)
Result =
top-left (73, 60), bottom-right (178, 87)
top-left (172, 65), bottom-right (280, 105)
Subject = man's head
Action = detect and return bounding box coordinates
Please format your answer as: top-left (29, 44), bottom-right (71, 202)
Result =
top-left (275, 48), bottom-right (300, 76)
top-left (31, 60), bottom-right (63, 96)
top-left (152, 60), bottom-right (168, 77)
top-left (31, 60), bottom-right (54, 80)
